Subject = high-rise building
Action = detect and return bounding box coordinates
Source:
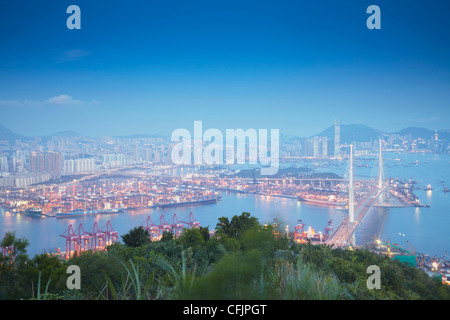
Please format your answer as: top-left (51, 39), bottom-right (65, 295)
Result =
top-left (313, 136), bottom-right (319, 157)
top-left (154, 149), bottom-right (161, 163)
top-left (322, 137), bottom-right (328, 156)
top-left (0, 156), bottom-right (8, 172)
top-left (102, 154), bottom-right (126, 168)
top-left (166, 144), bottom-right (174, 164)
top-left (64, 159), bottom-right (75, 173)
top-left (144, 145), bottom-right (154, 162)
top-left (334, 119), bottom-right (340, 157)
top-left (28, 152), bottom-right (61, 179)
top-left (64, 158), bottom-right (95, 173)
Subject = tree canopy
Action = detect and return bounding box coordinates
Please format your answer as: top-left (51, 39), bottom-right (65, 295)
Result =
top-left (121, 226), bottom-right (151, 248)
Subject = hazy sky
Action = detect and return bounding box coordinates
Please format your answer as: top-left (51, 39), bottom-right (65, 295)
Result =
top-left (0, 0), bottom-right (449, 137)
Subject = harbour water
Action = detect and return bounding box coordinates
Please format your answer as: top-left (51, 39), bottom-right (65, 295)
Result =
top-left (0, 192), bottom-right (343, 256)
top-left (0, 152), bottom-right (449, 258)
top-left (356, 152), bottom-right (450, 257)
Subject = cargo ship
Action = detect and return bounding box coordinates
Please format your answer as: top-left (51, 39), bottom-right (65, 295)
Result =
top-left (56, 208), bottom-right (121, 218)
top-left (25, 208), bottom-right (56, 218)
top-left (157, 195), bottom-right (221, 208)
top-left (298, 195), bottom-right (346, 206)
top-left (25, 207), bottom-right (43, 216)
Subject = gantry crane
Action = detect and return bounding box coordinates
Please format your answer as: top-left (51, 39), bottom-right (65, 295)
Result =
top-left (406, 240), bottom-right (425, 268)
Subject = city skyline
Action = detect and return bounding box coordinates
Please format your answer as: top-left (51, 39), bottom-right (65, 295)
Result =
top-left (1, 119), bottom-right (448, 142)
top-left (0, 1), bottom-right (449, 137)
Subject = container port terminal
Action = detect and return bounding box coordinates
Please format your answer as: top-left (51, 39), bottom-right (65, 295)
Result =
top-left (0, 172), bottom-right (426, 218)
top-left (0, 173), bottom-right (222, 218)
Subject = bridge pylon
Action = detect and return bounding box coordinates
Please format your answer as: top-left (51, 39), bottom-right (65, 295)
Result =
top-left (377, 139), bottom-right (388, 205)
top-left (348, 145), bottom-right (354, 222)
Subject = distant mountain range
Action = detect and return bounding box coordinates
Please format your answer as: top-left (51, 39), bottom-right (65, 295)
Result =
top-left (392, 127), bottom-right (442, 139)
top-left (284, 124), bottom-right (450, 144)
top-left (0, 123), bottom-right (28, 142)
top-left (0, 124), bottom-right (162, 142)
top-left (314, 124), bottom-right (384, 144)
top-left (314, 124), bottom-right (450, 144)
top-left (47, 130), bottom-right (83, 138)
top-left (1, 123), bottom-right (449, 144)
top-left (0, 125), bottom-right (87, 143)
top-left (112, 133), bottom-right (165, 139)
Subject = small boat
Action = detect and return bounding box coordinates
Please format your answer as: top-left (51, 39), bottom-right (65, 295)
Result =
top-left (426, 184), bottom-right (432, 191)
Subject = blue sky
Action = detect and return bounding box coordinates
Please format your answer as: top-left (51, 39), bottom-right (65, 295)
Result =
top-left (0, 0), bottom-right (449, 137)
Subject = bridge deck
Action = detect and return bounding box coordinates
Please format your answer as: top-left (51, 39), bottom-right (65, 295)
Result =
top-left (326, 184), bottom-right (388, 247)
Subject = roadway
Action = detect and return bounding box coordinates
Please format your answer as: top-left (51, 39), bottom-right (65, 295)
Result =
top-left (326, 184), bottom-right (389, 248)
top-left (238, 177), bottom-right (375, 183)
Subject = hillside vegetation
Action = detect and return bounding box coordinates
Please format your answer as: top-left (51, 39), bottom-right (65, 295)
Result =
top-left (1, 212), bottom-right (449, 300)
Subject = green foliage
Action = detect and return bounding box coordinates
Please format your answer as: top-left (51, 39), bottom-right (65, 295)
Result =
top-left (240, 225), bottom-right (289, 256)
top-left (198, 226), bottom-right (210, 243)
top-left (189, 249), bottom-right (265, 299)
top-left (0, 231), bottom-right (33, 299)
top-left (21, 253), bottom-right (67, 299)
top-left (67, 251), bottom-right (126, 299)
top-left (293, 245), bottom-right (450, 300)
top-left (0, 260), bottom-right (20, 299)
top-left (178, 228), bottom-right (206, 249)
top-left (160, 231), bottom-right (174, 242)
top-left (98, 258), bottom-right (157, 300)
top-left (121, 226), bottom-right (151, 248)
top-left (153, 249), bottom-right (200, 299)
top-left (215, 212), bottom-right (259, 239)
top-left (268, 258), bottom-right (344, 300)
top-left (188, 227), bottom-right (338, 300)
top-left (0, 231), bottom-right (30, 265)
